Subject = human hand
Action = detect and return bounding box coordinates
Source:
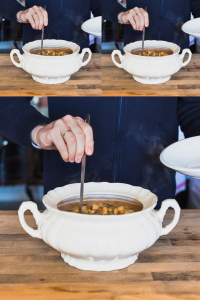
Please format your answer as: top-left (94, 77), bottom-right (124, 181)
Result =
top-left (118, 7), bottom-right (149, 31)
top-left (31, 115), bottom-right (94, 163)
top-left (16, 6), bottom-right (48, 30)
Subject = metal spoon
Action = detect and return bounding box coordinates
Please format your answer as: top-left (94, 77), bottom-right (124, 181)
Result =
top-left (41, 5), bottom-right (47, 55)
top-left (79, 114), bottom-right (90, 213)
top-left (142, 7), bottom-right (147, 56)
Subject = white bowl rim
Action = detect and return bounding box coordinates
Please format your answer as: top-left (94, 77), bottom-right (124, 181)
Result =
top-left (124, 40), bottom-right (181, 57)
top-left (160, 136), bottom-right (200, 172)
top-left (22, 39), bottom-right (80, 56)
top-left (43, 182), bottom-right (158, 218)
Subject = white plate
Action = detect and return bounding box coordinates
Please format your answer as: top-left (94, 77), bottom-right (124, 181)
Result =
top-left (81, 16), bottom-right (102, 38)
top-left (160, 136), bottom-right (200, 178)
top-left (182, 17), bottom-right (200, 38)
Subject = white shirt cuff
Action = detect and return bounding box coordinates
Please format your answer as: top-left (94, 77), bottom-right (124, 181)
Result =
top-left (31, 140), bottom-right (42, 149)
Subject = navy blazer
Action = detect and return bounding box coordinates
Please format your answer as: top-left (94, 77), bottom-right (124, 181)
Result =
top-left (0, 0), bottom-right (101, 48)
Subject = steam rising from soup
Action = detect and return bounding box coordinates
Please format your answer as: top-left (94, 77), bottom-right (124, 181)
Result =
top-left (58, 198), bottom-right (143, 215)
top-left (30, 47), bottom-right (73, 56)
top-left (131, 48), bottom-right (173, 57)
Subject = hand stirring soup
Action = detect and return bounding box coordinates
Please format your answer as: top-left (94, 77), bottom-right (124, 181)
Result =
top-left (58, 198), bottom-right (143, 215)
top-left (30, 47), bottom-right (73, 56)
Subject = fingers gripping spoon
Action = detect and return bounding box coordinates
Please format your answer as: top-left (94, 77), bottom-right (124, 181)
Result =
top-left (142, 7), bottom-right (147, 56)
top-left (41, 5), bottom-right (47, 55)
top-left (79, 114), bottom-right (90, 214)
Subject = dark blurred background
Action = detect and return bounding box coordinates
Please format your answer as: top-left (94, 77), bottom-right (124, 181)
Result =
top-left (0, 98), bottom-right (47, 210)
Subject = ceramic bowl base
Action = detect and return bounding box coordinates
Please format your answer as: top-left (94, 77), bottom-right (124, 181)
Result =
top-left (32, 75), bottom-right (71, 85)
top-left (61, 253), bottom-right (139, 271)
top-left (133, 75), bottom-right (171, 85)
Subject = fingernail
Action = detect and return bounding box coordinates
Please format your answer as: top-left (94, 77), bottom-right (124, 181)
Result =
top-left (65, 159), bottom-right (69, 162)
top-left (70, 159), bottom-right (74, 163)
top-left (87, 147), bottom-right (93, 155)
top-left (76, 158), bottom-right (81, 163)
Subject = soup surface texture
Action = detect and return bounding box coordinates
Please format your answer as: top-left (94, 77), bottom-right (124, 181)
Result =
top-left (30, 47), bottom-right (73, 56)
top-left (58, 199), bottom-right (143, 215)
top-left (131, 48), bottom-right (173, 56)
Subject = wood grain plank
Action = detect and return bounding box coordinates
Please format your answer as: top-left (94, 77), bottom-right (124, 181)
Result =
top-left (128, 262), bottom-right (200, 273)
top-left (0, 272), bottom-right (153, 284)
top-left (152, 272), bottom-right (200, 281)
top-left (0, 210), bottom-right (199, 299)
top-left (1, 282), bottom-right (200, 300)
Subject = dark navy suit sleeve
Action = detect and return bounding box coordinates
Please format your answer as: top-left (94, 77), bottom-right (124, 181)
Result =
top-left (0, 0), bottom-right (25, 21)
top-left (177, 97), bottom-right (200, 138)
top-left (90, 0), bottom-right (101, 17)
top-left (191, 0), bottom-right (200, 18)
top-left (0, 98), bottom-right (50, 148)
top-left (102, 0), bottom-right (126, 22)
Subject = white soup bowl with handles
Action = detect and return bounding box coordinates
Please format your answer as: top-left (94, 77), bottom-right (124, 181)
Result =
top-left (18, 182), bottom-right (180, 271)
top-left (111, 40), bottom-right (192, 84)
top-left (10, 39), bottom-right (92, 84)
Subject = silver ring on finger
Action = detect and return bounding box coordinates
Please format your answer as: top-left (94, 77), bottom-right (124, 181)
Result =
top-left (63, 129), bottom-right (72, 137)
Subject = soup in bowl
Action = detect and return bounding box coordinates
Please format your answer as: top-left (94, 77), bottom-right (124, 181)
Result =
top-left (131, 47), bottom-right (173, 56)
top-left (112, 40), bottom-right (192, 84)
top-left (30, 47), bottom-right (73, 56)
top-left (58, 195), bottom-right (143, 215)
top-left (18, 182), bottom-right (180, 271)
top-left (10, 39), bottom-right (92, 84)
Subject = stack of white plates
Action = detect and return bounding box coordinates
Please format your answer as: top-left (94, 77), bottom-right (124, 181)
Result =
top-left (81, 16), bottom-right (102, 38)
top-left (182, 17), bottom-right (200, 38)
top-left (160, 136), bottom-right (200, 178)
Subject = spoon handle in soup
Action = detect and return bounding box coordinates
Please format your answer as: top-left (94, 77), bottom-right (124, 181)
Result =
top-left (79, 114), bottom-right (90, 214)
top-left (41, 5), bottom-right (47, 55)
top-left (142, 7), bottom-right (147, 56)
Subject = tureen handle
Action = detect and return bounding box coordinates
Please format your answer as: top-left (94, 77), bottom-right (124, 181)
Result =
top-left (111, 50), bottom-right (123, 68)
top-left (80, 48), bottom-right (92, 66)
top-left (180, 49), bottom-right (192, 67)
top-left (156, 199), bottom-right (181, 236)
top-left (18, 201), bottom-right (42, 239)
top-left (10, 49), bottom-right (22, 68)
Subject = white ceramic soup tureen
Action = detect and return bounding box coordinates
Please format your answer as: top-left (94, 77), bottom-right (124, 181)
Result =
top-left (18, 182), bottom-right (180, 271)
top-left (112, 40), bottom-right (192, 84)
top-left (10, 39), bottom-right (92, 84)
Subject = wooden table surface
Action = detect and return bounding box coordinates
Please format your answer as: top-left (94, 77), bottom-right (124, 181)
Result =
top-left (0, 54), bottom-right (101, 97)
top-left (0, 210), bottom-right (200, 299)
top-left (102, 54), bottom-right (200, 97)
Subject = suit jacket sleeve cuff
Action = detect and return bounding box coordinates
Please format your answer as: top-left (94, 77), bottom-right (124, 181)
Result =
top-left (102, 1), bottom-right (126, 23)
